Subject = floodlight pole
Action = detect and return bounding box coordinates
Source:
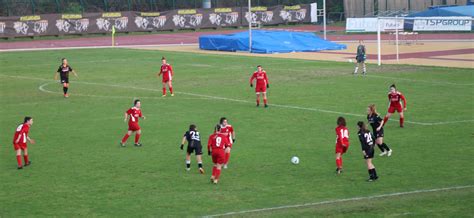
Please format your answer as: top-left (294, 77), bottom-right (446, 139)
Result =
top-left (323, 0), bottom-right (327, 40)
top-left (377, 17), bottom-right (381, 66)
top-left (248, 0), bottom-right (252, 52)
top-left (395, 16), bottom-right (399, 63)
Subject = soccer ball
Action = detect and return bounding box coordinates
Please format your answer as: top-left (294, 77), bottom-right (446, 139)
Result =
top-left (291, 156), bottom-right (300, 165)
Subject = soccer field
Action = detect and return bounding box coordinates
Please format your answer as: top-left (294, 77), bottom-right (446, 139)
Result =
top-left (0, 48), bottom-right (473, 217)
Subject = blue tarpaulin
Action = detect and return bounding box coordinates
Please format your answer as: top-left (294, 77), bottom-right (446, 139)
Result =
top-left (199, 30), bottom-right (346, 54)
top-left (407, 5), bottom-right (474, 17)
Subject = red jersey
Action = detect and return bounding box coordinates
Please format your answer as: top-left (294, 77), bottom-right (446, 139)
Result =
top-left (126, 107), bottom-right (143, 125)
top-left (219, 124), bottom-right (234, 144)
top-left (335, 125), bottom-right (349, 146)
top-left (207, 133), bottom-right (230, 151)
top-left (250, 71), bottom-right (269, 86)
top-left (160, 64), bottom-right (173, 79)
top-left (13, 123), bottom-right (30, 144)
top-left (388, 91), bottom-right (407, 108)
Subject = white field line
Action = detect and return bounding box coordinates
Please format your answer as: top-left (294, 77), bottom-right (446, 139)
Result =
top-left (203, 185), bottom-right (474, 217)
top-left (0, 74), bottom-right (472, 126)
top-left (38, 82), bottom-right (208, 100)
top-left (367, 75), bottom-right (474, 86)
top-left (0, 43), bottom-right (199, 52)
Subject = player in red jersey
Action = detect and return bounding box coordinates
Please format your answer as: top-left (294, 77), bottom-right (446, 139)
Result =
top-left (157, 57), bottom-right (174, 97)
top-left (219, 117), bottom-right (236, 169)
top-left (13, 117), bottom-right (35, 169)
top-left (383, 84), bottom-right (407, 128)
top-left (208, 125), bottom-right (231, 184)
top-left (54, 58), bottom-right (78, 98)
top-left (335, 116), bottom-right (349, 174)
top-left (120, 99), bottom-right (146, 147)
top-left (249, 65), bottom-right (270, 108)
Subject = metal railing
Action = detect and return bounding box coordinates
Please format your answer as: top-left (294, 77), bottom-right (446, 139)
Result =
top-left (0, 0), bottom-right (322, 16)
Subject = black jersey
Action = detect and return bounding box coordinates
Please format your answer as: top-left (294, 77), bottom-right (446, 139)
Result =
top-left (357, 45), bottom-right (366, 56)
top-left (367, 113), bottom-right (383, 132)
top-left (57, 65), bottom-right (73, 78)
top-left (358, 130), bottom-right (375, 150)
top-left (184, 130), bottom-right (201, 147)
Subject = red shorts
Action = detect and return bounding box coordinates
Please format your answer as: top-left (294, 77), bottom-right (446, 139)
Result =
top-left (128, 123), bottom-right (141, 131)
top-left (13, 143), bottom-right (27, 151)
top-left (255, 84), bottom-right (267, 93)
top-left (212, 150), bottom-right (226, 164)
top-left (335, 144), bottom-right (349, 154)
top-left (388, 104), bottom-right (403, 113)
top-left (162, 76), bottom-right (172, 83)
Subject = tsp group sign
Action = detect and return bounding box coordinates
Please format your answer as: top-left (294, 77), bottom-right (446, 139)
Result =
top-left (413, 16), bottom-right (472, 31)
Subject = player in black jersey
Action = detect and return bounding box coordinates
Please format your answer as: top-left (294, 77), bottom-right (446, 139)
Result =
top-left (357, 121), bottom-right (378, 182)
top-left (180, 124), bottom-right (204, 174)
top-left (54, 58), bottom-right (78, 98)
top-left (353, 40), bottom-right (367, 75)
top-left (367, 104), bottom-right (392, 157)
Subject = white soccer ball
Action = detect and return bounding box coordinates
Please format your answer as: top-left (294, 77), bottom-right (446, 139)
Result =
top-left (348, 59), bottom-right (354, 63)
top-left (291, 156), bottom-right (300, 165)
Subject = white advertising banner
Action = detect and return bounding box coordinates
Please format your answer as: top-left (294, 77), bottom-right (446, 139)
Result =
top-left (413, 16), bottom-right (472, 31)
top-left (346, 18), bottom-right (403, 32)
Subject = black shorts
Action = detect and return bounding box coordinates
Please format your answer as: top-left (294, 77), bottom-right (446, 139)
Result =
top-left (363, 145), bottom-right (375, 159)
top-left (187, 143), bottom-right (202, 155)
top-left (356, 55), bottom-right (366, 63)
top-left (60, 76), bottom-right (69, 84)
top-left (375, 128), bottom-right (384, 138)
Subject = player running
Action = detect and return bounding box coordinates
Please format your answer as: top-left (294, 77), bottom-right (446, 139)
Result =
top-left (54, 58), bottom-right (78, 98)
top-left (157, 57), bottom-right (174, 97)
top-left (353, 40), bottom-right (367, 75)
top-left (357, 121), bottom-right (379, 182)
top-left (383, 84), bottom-right (407, 128)
top-left (367, 104), bottom-right (392, 157)
top-left (13, 117), bottom-right (35, 169)
top-left (120, 99), bottom-right (145, 147)
top-left (335, 117), bottom-right (349, 174)
top-left (219, 117), bottom-right (235, 169)
top-left (249, 65), bottom-right (270, 108)
top-left (180, 124), bottom-right (204, 174)
top-left (208, 125), bottom-right (231, 184)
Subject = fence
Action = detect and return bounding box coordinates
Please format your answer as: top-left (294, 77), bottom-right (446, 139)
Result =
top-left (0, 0), bottom-right (323, 16)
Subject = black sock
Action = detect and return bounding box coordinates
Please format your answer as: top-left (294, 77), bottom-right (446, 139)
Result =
top-left (376, 144), bottom-right (385, 152)
top-left (373, 168), bottom-right (378, 177)
top-left (186, 163), bottom-right (190, 168)
top-left (368, 169), bottom-right (372, 177)
top-left (198, 163), bottom-right (203, 168)
top-left (382, 143), bottom-right (391, 151)
top-left (63, 87), bottom-right (68, 94)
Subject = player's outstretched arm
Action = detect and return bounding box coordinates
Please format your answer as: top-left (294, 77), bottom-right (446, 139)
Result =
top-left (72, 70), bottom-right (79, 78)
top-left (27, 136), bottom-right (35, 144)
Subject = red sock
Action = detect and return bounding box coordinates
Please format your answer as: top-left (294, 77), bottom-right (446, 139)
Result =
top-left (383, 116), bottom-right (389, 126)
top-left (24, 155), bottom-right (29, 164)
top-left (121, 134), bottom-right (130, 143)
top-left (16, 155), bottom-right (22, 167)
top-left (336, 158), bottom-right (342, 168)
top-left (225, 153), bottom-right (230, 164)
top-left (400, 117), bottom-right (404, 127)
top-left (215, 168), bottom-right (221, 180)
top-left (256, 98), bottom-right (260, 105)
top-left (264, 99), bottom-right (268, 105)
top-left (162, 88), bottom-right (166, 95)
top-left (212, 166), bottom-right (216, 177)
top-left (135, 134), bottom-right (141, 144)
top-left (169, 87), bottom-right (173, 94)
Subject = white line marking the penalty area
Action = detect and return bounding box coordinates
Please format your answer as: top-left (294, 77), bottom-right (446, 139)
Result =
top-left (203, 185), bottom-right (474, 217)
top-left (1, 74), bottom-right (473, 126)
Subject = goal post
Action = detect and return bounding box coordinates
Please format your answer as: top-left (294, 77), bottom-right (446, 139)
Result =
top-left (376, 16), bottom-right (474, 66)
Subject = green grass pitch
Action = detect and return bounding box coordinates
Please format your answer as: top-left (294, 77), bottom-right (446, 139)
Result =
top-left (0, 48), bottom-right (473, 216)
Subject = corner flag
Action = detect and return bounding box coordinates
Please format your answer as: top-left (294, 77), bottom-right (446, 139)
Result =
top-left (112, 25), bottom-right (116, 47)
